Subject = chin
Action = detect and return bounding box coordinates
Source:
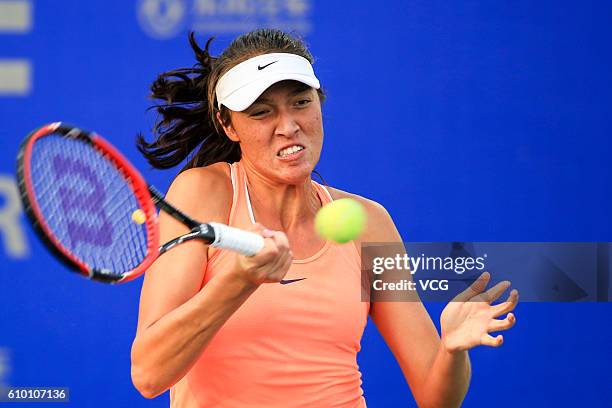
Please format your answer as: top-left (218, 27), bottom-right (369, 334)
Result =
top-left (276, 164), bottom-right (314, 185)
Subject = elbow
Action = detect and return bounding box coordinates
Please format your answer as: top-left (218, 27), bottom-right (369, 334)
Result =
top-left (131, 364), bottom-right (163, 399)
top-left (415, 395), bottom-right (463, 408)
top-left (131, 344), bottom-right (167, 399)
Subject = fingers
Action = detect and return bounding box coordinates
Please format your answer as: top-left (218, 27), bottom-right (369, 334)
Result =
top-left (250, 225), bottom-right (293, 261)
top-left (249, 222), bottom-right (266, 234)
top-left (480, 333), bottom-right (504, 347)
top-left (267, 236), bottom-right (292, 272)
top-left (264, 230), bottom-right (292, 263)
top-left (476, 280), bottom-right (511, 303)
top-left (268, 230), bottom-right (290, 252)
top-left (492, 289), bottom-right (519, 317)
top-left (452, 271), bottom-right (491, 302)
top-left (253, 227), bottom-right (289, 259)
top-left (234, 223), bottom-right (294, 285)
top-left (277, 251), bottom-right (293, 277)
top-left (488, 312), bottom-right (516, 332)
top-left (255, 228), bottom-right (293, 283)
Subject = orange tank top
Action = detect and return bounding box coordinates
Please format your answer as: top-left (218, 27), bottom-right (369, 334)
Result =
top-left (170, 161), bottom-right (370, 408)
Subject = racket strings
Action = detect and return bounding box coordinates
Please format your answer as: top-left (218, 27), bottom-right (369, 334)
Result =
top-left (91, 151), bottom-right (149, 273)
top-left (29, 134), bottom-right (149, 275)
top-left (35, 155), bottom-right (110, 270)
top-left (103, 191), bottom-right (148, 273)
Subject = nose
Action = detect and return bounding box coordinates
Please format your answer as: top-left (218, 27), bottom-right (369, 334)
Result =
top-left (274, 109), bottom-right (300, 138)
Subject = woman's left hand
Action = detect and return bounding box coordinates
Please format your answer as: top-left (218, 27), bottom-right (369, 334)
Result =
top-left (440, 272), bottom-right (519, 353)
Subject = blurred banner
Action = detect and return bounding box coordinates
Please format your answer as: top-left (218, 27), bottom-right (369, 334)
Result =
top-left (362, 242), bottom-right (611, 302)
top-left (137, 0), bottom-right (313, 38)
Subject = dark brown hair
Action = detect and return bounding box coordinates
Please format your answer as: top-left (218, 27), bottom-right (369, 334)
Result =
top-left (137, 29), bottom-right (324, 172)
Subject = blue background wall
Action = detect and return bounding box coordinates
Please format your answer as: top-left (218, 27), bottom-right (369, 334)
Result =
top-left (0, 1), bottom-right (610, 406)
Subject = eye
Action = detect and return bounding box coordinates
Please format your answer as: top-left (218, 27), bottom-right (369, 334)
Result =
top-left (248, 108), bottom-right (270, 118)
top-left (294, 98), bottom-right (312, 107)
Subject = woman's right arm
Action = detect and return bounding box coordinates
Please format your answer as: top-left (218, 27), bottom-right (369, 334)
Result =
top-left (130, 165), bottom-right (291, 398)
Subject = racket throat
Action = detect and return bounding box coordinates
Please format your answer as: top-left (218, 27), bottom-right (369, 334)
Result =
top-left (148, 185), bottom-right (200, 230)
top-left (158, 224), bottom-right (215, 256)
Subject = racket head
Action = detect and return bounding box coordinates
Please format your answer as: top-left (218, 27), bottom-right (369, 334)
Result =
top-left (16, 122), bottom-right (160, 283)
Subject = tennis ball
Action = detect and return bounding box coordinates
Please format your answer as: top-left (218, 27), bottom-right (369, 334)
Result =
top-left (315, 198), bottom-right (366, 243)
top-left (131, 209), bottom-right (146, 225)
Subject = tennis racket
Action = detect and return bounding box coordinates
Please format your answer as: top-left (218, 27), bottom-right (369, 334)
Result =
top-left (16, 122), bottom-right (266, 284)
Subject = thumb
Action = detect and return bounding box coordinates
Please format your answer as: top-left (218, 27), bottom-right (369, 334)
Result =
top-left (249, 222), bottom-right (274, 238)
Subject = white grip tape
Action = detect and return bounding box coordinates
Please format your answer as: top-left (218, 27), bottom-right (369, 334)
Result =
top-left (208, 222), bottom-right (264, 256)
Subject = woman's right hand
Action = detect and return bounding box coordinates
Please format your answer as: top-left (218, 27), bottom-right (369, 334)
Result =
top-left (232, 223), bottom-right (293, 286)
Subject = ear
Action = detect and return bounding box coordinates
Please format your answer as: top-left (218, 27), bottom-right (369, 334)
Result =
top-left (216, 111), bottom-right (240, 142)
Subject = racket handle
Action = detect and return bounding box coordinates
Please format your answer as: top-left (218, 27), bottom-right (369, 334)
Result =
top-left (208, 222), bottom-right (264, 256)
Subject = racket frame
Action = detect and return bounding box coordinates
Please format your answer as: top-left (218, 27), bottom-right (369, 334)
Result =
top-left (17, 123), bottom-right (160, 283)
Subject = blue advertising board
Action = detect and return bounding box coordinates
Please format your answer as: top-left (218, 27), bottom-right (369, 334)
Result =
top-left (0, 1), bottom-right (610, 406)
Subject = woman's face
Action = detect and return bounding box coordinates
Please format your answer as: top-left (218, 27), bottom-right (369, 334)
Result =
top-left (220, 80), bottom-right (324, 185)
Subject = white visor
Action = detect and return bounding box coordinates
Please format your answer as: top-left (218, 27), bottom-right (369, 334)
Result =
top-left (215, 53), bottom-right (320, 112)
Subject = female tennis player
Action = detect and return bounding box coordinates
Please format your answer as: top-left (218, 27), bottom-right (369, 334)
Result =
top-left (130, 29), bottom-right (519, 407)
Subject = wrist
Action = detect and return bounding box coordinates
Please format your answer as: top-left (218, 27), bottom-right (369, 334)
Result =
top-left (440, 336), bottom-right (464, 355)
top-left (219, 268), bottom-right (260, 295)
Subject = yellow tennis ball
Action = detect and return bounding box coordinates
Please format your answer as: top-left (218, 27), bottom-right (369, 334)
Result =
top-left (315, 198), bottom-right (366, 243)
top-left (131, 209), bottom-right (146, 225)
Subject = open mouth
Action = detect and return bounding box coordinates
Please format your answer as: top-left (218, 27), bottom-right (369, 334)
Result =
top-left (277, 144), bottom-right (305, 158)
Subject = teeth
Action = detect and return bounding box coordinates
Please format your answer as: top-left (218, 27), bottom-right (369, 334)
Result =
top-left (279, 145), bottom-right (304, 157)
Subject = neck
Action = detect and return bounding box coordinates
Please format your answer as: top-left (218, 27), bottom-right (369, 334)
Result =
top-left (241, 160), bottom-right (320, 231)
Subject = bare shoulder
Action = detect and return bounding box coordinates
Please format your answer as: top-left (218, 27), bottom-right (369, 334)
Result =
top-left (326, 186), bottom-right (402, 242)
top-left (135, 162), bottom-right (233, 334)
top-left (165, 162), bottom-right (233, 224)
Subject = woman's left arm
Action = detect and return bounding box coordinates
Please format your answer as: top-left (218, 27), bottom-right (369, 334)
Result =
top-left (358, 199), bottom-right (518, 408)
